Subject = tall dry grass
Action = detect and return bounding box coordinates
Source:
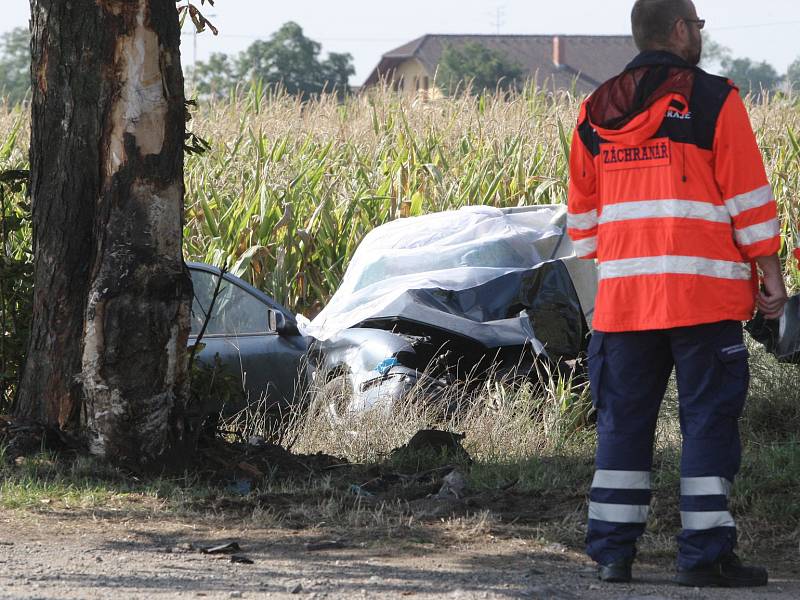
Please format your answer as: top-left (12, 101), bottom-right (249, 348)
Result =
top-left (1, 84), bottom-right (798, 317)
top-left (265, 365), bottom-right (594, 464)
top-left (180, 85), bottom-right (800, 317)
top-left (182, 84), bottom-right (577, 315)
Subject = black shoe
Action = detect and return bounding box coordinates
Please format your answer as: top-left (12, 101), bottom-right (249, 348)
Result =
top-left (675, 553), bottom-right (768, 588)
top-left (598, 559), bottom-right (633, 583)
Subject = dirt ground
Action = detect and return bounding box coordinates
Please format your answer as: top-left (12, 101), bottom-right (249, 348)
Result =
top-left (1, 512), bottom-right (798, 600)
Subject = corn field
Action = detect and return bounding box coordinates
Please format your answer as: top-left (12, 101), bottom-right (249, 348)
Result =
top-left (180, 84), bottom-right (577, 316)
top-left (1, 84), bottom-right (799, 320)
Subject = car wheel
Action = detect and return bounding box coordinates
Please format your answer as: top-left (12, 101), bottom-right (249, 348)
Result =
top-left (313, 374), bottom-right (354, 423)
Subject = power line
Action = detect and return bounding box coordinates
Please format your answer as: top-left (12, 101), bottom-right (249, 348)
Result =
top-left (181, 31), bottom-right (409, 43)
top-left (709, 19), bottom-right (800, 31)
top-left (179, 18), bottom-right (800, 49)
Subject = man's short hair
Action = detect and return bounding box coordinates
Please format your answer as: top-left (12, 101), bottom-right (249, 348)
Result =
top-left (631, 0), bottom-right (692, 51)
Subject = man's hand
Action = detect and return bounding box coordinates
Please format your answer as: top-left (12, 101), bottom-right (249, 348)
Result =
top-left (755, 254), bottom-right (788, 320)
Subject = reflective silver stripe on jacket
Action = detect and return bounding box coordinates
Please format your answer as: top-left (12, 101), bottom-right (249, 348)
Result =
top-left (592, 470), bottom-right (651, 490)
top-left (681, 477), bottom-right (732, 497)
top-left (599, 256), bottom-right (751, 281)
top-left (724, 185), bottom-right (773, 218)
top-left (567, 210), bottom-right (598, 231)
top-left (681, 510), bottom-right (736, 530)
top-left (572, 236), bottom-right (597, 257)
top-left (599, 199), bottom-right (731, 225)
top-left (734, 219), bottom-right (780, 247)
top-left (589, 502), bottom-right (649, 524)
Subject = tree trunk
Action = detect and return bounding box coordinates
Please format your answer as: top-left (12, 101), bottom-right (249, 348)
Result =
top-left (17, 0), bottom-right (192, 466)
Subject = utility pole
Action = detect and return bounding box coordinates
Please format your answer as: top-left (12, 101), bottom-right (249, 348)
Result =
top-left (490, 5), bottom-right (506, 35)
top-left (192, 25), bottom-right (197, 89)
top-left (182, 13), bottom-right (216, 91)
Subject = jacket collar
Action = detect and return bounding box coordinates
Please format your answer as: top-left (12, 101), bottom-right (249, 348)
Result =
top-left (625, 50), bottom-right (693, 71)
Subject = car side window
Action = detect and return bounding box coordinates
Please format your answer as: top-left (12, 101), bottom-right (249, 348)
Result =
top-left (190, 269), bottom-right (270, 336)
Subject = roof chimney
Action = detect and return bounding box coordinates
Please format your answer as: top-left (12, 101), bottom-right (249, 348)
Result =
top-left (553, 36), bottom-right (565, 68)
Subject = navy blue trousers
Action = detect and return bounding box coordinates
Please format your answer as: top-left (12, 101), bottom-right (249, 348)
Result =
top-left (585, 320), bottom-right (748, 570)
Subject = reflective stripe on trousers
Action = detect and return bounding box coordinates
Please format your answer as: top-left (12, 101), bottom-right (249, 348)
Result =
top-left (589, 470), bottom-right (652, 524)
top-left (680, 477), bottom-right (735, 536)
top-left (585, 321), bottom-right (746, 569)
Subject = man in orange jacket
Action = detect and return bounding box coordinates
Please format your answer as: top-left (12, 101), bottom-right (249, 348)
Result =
top-left (567, 0), bottom-right (788, 587)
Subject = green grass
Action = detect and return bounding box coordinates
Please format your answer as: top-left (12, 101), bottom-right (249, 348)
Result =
top-left (736, 439), bottom-right (800, 523)
top-left (0, 450), bottom-right (216, 513)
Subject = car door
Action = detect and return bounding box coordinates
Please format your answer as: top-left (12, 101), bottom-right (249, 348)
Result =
top-left (188, 266), bottom-right (307, 414)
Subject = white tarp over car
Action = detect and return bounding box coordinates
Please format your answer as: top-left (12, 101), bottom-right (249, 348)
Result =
top-left (300, 205), bottom-right (595, 342)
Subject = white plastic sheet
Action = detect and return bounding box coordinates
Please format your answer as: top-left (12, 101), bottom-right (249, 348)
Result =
top-left (300, 205), bottom-right (570, 341)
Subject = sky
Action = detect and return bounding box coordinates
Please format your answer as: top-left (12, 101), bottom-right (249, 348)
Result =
top-left (5, 1), bottom-right (800, 84)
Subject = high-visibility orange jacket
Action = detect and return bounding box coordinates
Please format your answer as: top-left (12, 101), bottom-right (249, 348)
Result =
top-left (568, 51), bottom-right (780, 332)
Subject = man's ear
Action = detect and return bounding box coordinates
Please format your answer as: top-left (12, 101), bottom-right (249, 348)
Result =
top-left (673, 19), bottom-right (689, 44)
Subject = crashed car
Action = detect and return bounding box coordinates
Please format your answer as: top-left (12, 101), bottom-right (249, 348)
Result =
top-left (187, 262), bottom-right (309, 415)
top-left (300, 204), bottom-right (598, 419)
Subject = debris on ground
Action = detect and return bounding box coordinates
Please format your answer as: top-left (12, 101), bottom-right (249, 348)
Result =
top-left (304, 540), bottom-right (348, 552)
top-left (349, 484), bottom-right (375, 498)
top-left (229, 555), bottom-right (254, 564)
top-left (200, 542), bottom-right (242, 555)
top-left (197, 435), bottom-right (348, 487)
top-left (225, 479), bottom-right (253, 496)
top-left (164, 543), bottom-right (194, 554)
top-left (389, 429), bottom-right (471, 470)
top-left (0, 417), bottom-right (84, 462)
top-left (0, 420), bottom-right (533, 533)
top-left (433, 469), bottom-right (468, 500)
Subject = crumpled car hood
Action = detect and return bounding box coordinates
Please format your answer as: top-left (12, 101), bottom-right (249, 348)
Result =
top-left (358, 260), bottom-right (583, 355)
top-left (300, 205), bottom-right (597, 355)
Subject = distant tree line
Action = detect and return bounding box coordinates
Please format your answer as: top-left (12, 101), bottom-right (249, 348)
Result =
top-left (0, 22), bottom-right (354, 103)
top-left (2, 25), bottom-right (800, 102)
top-left (437, 42), bottom-right (525, 94)
top-left (191, 22), bottom-right (354, 98)
top-left (0, 28), bottom-right (30, 104)
top-left (700, 34), bottom-right (787, 99)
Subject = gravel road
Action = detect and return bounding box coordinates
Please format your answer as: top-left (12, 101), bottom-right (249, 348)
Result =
top-left (0, 513), bottom-right (798, 599)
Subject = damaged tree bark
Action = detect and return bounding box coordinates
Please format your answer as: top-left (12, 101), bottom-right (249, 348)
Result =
top-left (16, 0), bottom-right (192, 465)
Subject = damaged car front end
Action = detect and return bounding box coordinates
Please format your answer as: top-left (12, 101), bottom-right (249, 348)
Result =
top-left (307, 327), bottom-right (450, 419)
top-left (302, 204), bottom-right (598, 419)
